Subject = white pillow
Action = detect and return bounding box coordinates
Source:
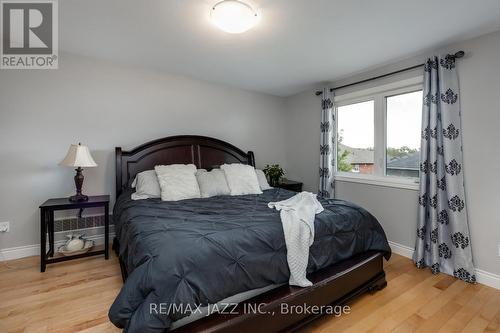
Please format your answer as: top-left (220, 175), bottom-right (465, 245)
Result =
top-left (220, 164), bottom-right (263, 196)
top-left (131, 170), bottom-right (161, 200)
top-left (196, 169), bottom-right (230, 198)
top-left (155, 164), bottom-right (201, 201)
top-left (255, 169), bottom-right (272, 190)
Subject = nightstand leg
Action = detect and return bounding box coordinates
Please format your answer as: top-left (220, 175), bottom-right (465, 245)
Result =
top-left (104, 203), bottom-right (109, 260)
top-left (48, 211), bottom-right (54, 257)
top-left (40, 209), bottom-right (46, 272)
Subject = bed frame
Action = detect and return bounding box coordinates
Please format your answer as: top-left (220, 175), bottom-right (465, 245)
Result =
top-left (113, 135), bottom-right (387, 333)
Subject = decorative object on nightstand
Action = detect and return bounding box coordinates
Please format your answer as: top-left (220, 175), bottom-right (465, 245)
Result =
top-left (263, 164), bottom-right (285, 187)
top-left (275, 179), bottom-right (303, 192)
top-left (39, 195), bottom-right (110, 272)
top-left (58, 234), bottom-right (94, 256)
top-left (60, 143), bottom-right (97, 202)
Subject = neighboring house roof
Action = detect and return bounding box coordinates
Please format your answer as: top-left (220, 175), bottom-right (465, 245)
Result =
top-left (387, 151), bottom-right (420, 169)
top-left (338, 143), bottom-right (374, 164)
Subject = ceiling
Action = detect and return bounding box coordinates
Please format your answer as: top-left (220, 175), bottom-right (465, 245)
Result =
top-left (60, 0), bottom-right (500, 96)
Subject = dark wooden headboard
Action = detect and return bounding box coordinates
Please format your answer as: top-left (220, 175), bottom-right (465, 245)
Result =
top-left (115, 135), bottom-right (255, 197)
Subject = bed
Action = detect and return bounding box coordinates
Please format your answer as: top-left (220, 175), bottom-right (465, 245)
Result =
top-left (109, 135), bottom-right (391, 333)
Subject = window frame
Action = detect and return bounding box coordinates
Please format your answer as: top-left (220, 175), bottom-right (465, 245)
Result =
top-left (333, 76), bottom-right (423, 190)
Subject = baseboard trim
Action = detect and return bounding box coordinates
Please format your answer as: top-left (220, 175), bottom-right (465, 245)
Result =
top-left (388, 240), bottom-right (415, 259)
top-left (475, 268), bottom-right (500, 290)
top-left (3, 236), bottom-right (499, 290)
top-left (0, 232), bottom-right (115, 262)
top-left (388, 240), bottom-right (500, 290)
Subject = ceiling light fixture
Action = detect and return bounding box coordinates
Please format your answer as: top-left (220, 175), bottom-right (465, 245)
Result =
top-left (210, 0), bottom-right (259, 34)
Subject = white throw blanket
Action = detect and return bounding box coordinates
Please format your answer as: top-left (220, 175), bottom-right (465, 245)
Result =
top-left (268, 192), bottom-right (324, 287)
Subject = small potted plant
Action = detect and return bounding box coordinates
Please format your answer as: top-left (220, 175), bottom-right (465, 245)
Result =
top-left (263, 164), bottom-right (285, 187)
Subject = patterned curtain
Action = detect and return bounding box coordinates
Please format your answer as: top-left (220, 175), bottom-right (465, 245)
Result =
top-left (413, 55), bottom-right (475, 283)
top-left (319, 88), bottom-right (335, 198)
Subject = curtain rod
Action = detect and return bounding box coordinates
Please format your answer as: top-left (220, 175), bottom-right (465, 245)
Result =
top-left (315, 51), bottom-right (465, 96)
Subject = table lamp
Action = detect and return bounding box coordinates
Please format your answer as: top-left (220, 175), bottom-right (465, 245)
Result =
top-left (60, 143), bottom-right (97, 202)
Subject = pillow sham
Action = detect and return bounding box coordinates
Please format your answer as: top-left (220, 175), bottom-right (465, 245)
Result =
top-left (255, 169), bottom-right (272, 190)
top-left (155, 164), bottom-right (201, 201)
top-left (131, 170), bottom-right (161, 200)
top-left (196, 169), bottom-right (230, 198)
top-left (221, 164), bottom-right (263, 196)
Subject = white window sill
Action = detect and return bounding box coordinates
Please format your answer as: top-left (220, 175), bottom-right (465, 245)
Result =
top-left (334, 174), bottom-right (420, 191)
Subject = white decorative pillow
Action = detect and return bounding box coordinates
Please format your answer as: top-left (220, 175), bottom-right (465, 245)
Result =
top-left (255, 169), bottom-right (272, 190)
top-left (131, 170), bottom-right (161, 200)
top-left (196, 169), bottom-right (230, 198)
top-left (155, 164), bottom-right (201, 201)
top-left (220, 164), bottom-right (263, 196)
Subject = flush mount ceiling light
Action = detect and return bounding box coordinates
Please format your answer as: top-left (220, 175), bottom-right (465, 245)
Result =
top-left (210, 0), bottom-right (259, 34)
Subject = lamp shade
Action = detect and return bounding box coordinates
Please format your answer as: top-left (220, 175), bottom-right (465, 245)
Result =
top-left (60, 143), bottom-right (97, 168)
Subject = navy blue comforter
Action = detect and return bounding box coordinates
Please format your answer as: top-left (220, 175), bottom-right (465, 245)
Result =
top-left (109, 188), bottom-right (390, 332)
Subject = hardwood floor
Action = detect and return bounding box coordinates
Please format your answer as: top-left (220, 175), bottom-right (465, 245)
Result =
top-left (0, 252), bottom-right (499, 333)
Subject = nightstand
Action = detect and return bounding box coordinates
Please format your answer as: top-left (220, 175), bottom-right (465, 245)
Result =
top-left (275, 179), bottom-right (303, 192)
top-left (39, 195), bottom-right (110, 272)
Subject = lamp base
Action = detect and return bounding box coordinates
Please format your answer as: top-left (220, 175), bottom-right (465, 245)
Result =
top-left (69, 194), bottom-right (88, 202)
top-left (70, 167), bottom-right (88, 202)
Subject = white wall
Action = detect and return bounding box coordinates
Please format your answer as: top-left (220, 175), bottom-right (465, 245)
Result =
top-left (284, 89), bottom-right (322, 192)
top-left (284, 30), bottom-right (500, 276)
top-left (0, 53), bottom-right (288, 249)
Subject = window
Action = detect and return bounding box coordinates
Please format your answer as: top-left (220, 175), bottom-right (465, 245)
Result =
top-left (337, 100), bottom-right (374, 175)
top-left (386, 91), bottom-right (423, 178)
top-left (334, 77), bottom-right (423, 189)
